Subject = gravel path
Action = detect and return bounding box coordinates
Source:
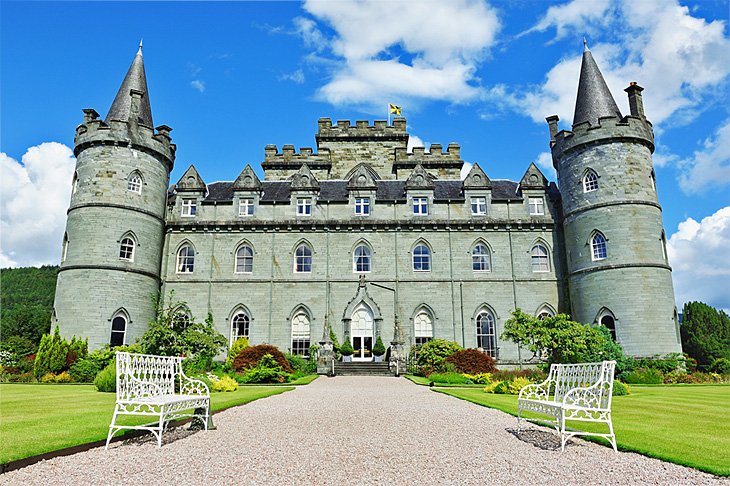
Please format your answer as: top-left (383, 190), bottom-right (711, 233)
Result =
top-left (2, 377), bottom-right (726, 485)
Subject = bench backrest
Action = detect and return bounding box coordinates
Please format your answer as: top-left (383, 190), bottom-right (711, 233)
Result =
top-left (549, 361), bottom-right (615, 408)
top-left (116, 351), bottom-right (184, 400)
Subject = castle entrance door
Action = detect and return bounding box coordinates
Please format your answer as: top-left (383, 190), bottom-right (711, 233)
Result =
top-left (350, 303), bottom-right (374, 361)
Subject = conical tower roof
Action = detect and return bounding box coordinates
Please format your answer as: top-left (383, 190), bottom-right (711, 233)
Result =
top-left (573, 42), bottom-right (622, 127)
top-left (105, 43), bottom-right (154, 127)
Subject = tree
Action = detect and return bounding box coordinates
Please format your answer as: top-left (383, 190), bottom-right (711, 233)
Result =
top-left (501, 309), bottom-right (610, 366)
top-left (681, 302), bottom-right (730, 370)
top-left (1, 266), bottom-right (58, 344)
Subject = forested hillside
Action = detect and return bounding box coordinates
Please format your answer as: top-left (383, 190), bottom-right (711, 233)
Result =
top-left (1, 266), bottom-right (58, 343)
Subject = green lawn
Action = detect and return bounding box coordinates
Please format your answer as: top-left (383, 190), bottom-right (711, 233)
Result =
top-left (437, 385), bottom-right (730, 476)
top-left (0, 384), bottom-right (293, 464)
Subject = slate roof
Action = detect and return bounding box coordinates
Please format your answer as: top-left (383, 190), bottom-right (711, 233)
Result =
top-left (573, 44), bottom-right (622, 127)
top-left (203, 179), bottom-right (524, 203)
top-left (105, 45), bottom-right (154, 127)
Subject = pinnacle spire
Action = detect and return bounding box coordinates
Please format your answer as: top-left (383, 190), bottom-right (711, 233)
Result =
top-left (573, 44), bottom-right (622, 127)
top-left (105, 44), bottom-right (154, 127)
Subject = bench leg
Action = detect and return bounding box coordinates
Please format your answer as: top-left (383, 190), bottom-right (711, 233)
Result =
top-left (607, 415), bottom-right (617, 452)
top-left (560, 411), bottom-right (567, 452)
top-left (156, 412), bottom-right (164, 448)
top-left (105, 409), bottom-right (119, 450)
top-left (517, 406), bottom-right (522, 433)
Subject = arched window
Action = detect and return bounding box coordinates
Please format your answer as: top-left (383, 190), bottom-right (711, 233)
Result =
top-left (583, 170), bottom-right (599, 192)
top-left (110, 311), bottom-right (127, 347)
top-left (476, 309), bottom-right (497, 357)
top-left (591, 232), bottom-right (607, 261)
top-left (472, 243), bottom-right (491, 272)
top-left (413, 243), bottom-right (431, 272)
top-left (294, 244), bottom-right (312, 273)
top-left (650, 170), bottom-right (657, 191)
top-left (173, 308), bottom-right (191, 330)
top-left (291, 312), bottom-right (311, 356)
top-left (235, 245), bottom-right (254, 273)
top-left (536, 306), bottom-right (555, 320)
top-left (531, 244), bottom-right (549, 272)
top-left (119, 236), bottom-right (135, 261)
top-left (661, 232), bottom-right (667, 261)
top-left (230, 309), bottom-right (250, 345)
top-left (353, 244), bottom-right (371, 273)
top-left (127, 172), bottom-right (142, 193)
top-left (177, 244), bottom-right (195, 273)
top-left (72, 172), bottom-right (79, 195)
top-left (413, 311), bottom-right (433, 346)
top-left (62, 234), bottom-right (69, 263)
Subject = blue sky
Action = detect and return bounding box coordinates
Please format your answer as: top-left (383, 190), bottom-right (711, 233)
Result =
top-left (2, 0), bottom-right (729, 310)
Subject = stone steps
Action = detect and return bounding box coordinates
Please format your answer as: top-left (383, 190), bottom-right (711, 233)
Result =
top-left (334, 361), bottom-right (393, 376)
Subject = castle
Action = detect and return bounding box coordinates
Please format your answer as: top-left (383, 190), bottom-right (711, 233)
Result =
top-left (52, 44), bottom-right (682, 364)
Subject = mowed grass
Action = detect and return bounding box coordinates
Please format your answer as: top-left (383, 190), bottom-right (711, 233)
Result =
top-left (437, 385), bottom-right (730, 476)
top-left (404, 374), bottom-right (485, 388)
top-left (0, 384), bottom-right (293, 464)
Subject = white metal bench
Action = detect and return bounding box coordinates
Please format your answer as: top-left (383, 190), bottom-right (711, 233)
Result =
top-left (517, 360), bottom-right (617, 451)
top-left (105, 351), bottom-right (210, 448)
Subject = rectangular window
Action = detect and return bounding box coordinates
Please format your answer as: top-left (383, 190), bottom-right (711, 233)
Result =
top-left (412, 197), bottom-right (428, 216)
top-left (471, 197), bottom-right (487, 215)
top-left (296, 198), bottom-right (312, 216)
top-left (181, 199), bottom-right (197, 217)
top-left (238, 198), bottom-right (254, 217)
top-left (354, 197), bottom-right (370, 216)
top-left (529, 197), bottom-right (545, 216)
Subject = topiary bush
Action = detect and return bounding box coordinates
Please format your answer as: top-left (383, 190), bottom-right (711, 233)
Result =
top-left (94, 362), bottom-right (116, 392)
top-left (416, 339), bottom-right (462, 372)
top-left (212, 375), bottom-right (239, 392)
top-left (445, 348), bottom-right (497, 374)
top-left (339, 339), bottom-right (354, 357)
top-left (612, 380), bottom-right (631, 396)
top-left (372, 336), bottom-right (386, 357)
top-left (232, 344), bottom-right (293, 373)
top-left (69, 358), bottom-right (101, 383)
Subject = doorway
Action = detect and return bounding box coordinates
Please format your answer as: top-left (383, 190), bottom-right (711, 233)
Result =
top-left (351, 303), bottom-right (374, 361)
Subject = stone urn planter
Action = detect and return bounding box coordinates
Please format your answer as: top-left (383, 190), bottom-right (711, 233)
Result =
top-left (342, 355), bottom-right (352, 362)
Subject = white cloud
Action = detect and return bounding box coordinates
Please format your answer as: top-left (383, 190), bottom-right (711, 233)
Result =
top-left (667, 206), bottom-right (730, 312)
top-left (0, 143), bottom-right (75, 268)
top-left (191, 80), bottom-right (206, 93)
top-left (516, 0), bottom-right (730, 126)
top-left (460, 162), bottom-right (473, 180)
top-left (534, 151), bottom-right (557, 180)
top-left (278, 69), bottom-right (306, 84)
top-left (300, 0), bottom-right (500, 108)
top-left (677, 119), bottom-right (730, 194)
top-left (524, 0), bottom-right (612, 40)
top-left (406, 135), bottom-right (425, 153)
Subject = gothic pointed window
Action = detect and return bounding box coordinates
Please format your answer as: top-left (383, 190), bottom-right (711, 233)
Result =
top-left (62, 234), bottom-right (69, 263)
top-left (177, 244), bottom-right (195, 273)
top-left (230, 309), bottom-right (250, 345)
top-left (173, 308), bottom-right (191, 330)
top-left (413, 243), bottom-right (431, 272)
top-left (476, 309), bottom-right (497, 357)
top-left (583, 170), bottom-right (599, 192)
top-left (72, 172), bottom-right (79, 195)
top-left (291, 312), bottom-right (311, 356)
top-left (110, 311), bottom-right (127, 348)
top-left (235, 245), bottom-right (254, 273)
top-left (591, 232), bottom-right (607, 261)
top-left (472, 243), bottom-right (491, 272)
top-left (414, 311), bottom-right (433, 346)
top-left (531, 244), bottom-right (550, 272)
top-left (127, 172), bottom-right (142, 193)
top-left (119, 236), bottom-right (135, 261)
top-left (353, 244), bottom-right (371, 273)
top-left (295, 244), bottom-right (312, 273)
top-left (598, 310), bottom-right (617, 341)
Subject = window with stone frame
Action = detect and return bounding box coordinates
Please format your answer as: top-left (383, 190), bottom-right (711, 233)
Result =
top-left (412, 197), bottom-right (428, 215)
top-left (296, 198), bottom-right (312, 216)
top-left (414, 312), bottom-right (433, 346)
top-left (530, 244), bottom-right (550, 272)
top-left (471, 197), bottom-right (487, 215)
top-left (529, 197), bottom-right (544, 215)
top-left (291, 312), bottom-right (311, 356)
top-left (181, 199), bottom-right (197, 217)
top-left (476, 310), bottom-right (497, 357)
top-left (235, 245), bottom-right (254, 273)
top-left (583, 170), bottom-right (599, 192)
top-left (354, 197), bottom-right (370, 216)
top-left (62, 234), bottom-right (69, 263)
top-left (127, 173), bottom-right (142, 193)
top-left (110, 312), bottom-right (127, 347)
top-left (238, 198), bottom-right (254, 217)
top-left (294, 244), bottom-right (312, 273)
top-left (661, 232), bottom-right (668, 261)
top-left (72, 172), bottom-right (79, 195)
top-left (230, 310), bottom-right (250, 345)
top-left (412, 244), bottom-right (431, 272)
top-left (353, 244), bottom-right (371, 273)
top-left (173, 309), bottom-right (191, 329)
top-left (591, 232), bottom-right (607, 261)
top-left (177, 244), bottom-right (195, 273)
top-left (472, 243), bottom-right (491, 272)
top-left (119, 236), bottom-right (135, 261)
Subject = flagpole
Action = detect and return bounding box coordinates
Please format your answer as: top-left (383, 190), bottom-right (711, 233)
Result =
top-left (387, 104), bottom-right (390, 125)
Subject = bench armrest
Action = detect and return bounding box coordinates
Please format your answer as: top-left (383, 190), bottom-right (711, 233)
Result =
top-left (518, 379), bottom-right (552, 401)
top-left (561, 381), bottom-right (605, 409)
top-left (181, 377), bottom-right (210, 397)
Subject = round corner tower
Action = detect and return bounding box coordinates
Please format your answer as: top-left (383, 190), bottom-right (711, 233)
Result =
top-left (53, 45), bottom-right (175, 350)
top-left (547, 44), bottom-right (681, 357)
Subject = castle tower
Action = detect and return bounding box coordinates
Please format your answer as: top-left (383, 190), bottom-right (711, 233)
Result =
top-left (53, 44), bottom-right (176, 349)
top-left (547, 44), bottom-right (681, 356)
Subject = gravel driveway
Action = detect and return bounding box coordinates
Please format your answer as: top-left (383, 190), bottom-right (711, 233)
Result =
top-left (2, 376), bottom-right (726, 485)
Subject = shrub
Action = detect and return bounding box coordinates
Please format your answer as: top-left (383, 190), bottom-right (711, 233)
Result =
top-left (212, 375), bottom-right (239, 392)
top-left (463, 372), bottom-right (492, 384)
top-left (483, 381), bottom-right (502, 393)
top-left (0, 336), bottom-right (36, 362)
top-left (710, 357), bottom-right (730, 374)
top-left (492, 368), bottom-right (546, 383)
top-left (445, 349), bottom-right (497, 374)
top-left (33, 327), bottom-right (87, 378)
top-left (232, 344), bottom-right (293, 373)
top-left (493, 381), bottom-right (511, 394)
top-left (416, 339), bottom-right (462, 372)
top-left (94, 362), bottom-right (116, 392)
top-left (372, 336), bottom-right (386, 357)
top-left (54, 371), bottom-right (72, 383)
top-left (239, 354), bottom-right (291, 383)
top-left (508, 377), bottom-right (532, 394)
top-left (227, 337), bottom-right (249, 367)
top-left (6, 372), bottom-right (35, 383)
top-left (681, 301), bottom-right (730, 369)
top-left (620, 368), bottom-right (663, 384)
top-left (69, 358), bottom-right (101, 383)
top-left (340, 339), bottom-right (354, 357)
top-left (612, 381), bottom-right (631, 396)
top-left (427, 372), bottom-right (471, 384)
top-left (41, 372), bottom-right (57, 383)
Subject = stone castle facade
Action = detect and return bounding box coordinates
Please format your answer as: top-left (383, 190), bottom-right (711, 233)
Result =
top-left (52, 44), bottom-right (682, 363)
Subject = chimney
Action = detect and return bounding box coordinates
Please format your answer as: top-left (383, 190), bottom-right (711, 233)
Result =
top-left (624, 82), bottom-right (645, 119)
top-left (546, 115), bottom-right (560, 142)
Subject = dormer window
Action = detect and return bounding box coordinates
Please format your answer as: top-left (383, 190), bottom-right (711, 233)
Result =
top-left (413, 197), bottom-right (428, 216)
top-left (471, 197), bottom-right (486, 215)
top-left (296, 198), bottom-right (312, 216)
top-left (355, 197), bottom-right (370, 216)
top-left (583, 170), bottom-right (599, 193)
top-left (181, 199), bottom-right (197, 217)
top-left (238, 198), bottom-right (254, 217)
top-left (529, 197), bottom-right (544, 215)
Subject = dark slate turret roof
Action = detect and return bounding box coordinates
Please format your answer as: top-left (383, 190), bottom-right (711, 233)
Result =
top-left (573, 43), bottom-right (622, 127)
top-left (105, 44), bottom-right (154, 127)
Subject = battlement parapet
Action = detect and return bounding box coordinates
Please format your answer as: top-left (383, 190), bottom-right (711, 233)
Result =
top-left (552, 115), bottom-right (654, 156)
top-left (261, 144), bottom-right (332, 171)
top-left (316, 117), bottom-right (408, 142)
top-left (394, 143), bottom-right (461, 165)
top-left (74, 110), bottom-right (176, 169)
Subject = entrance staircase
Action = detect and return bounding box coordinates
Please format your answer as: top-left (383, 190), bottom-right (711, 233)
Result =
top-left (334, 361), bottom-right (393, 376)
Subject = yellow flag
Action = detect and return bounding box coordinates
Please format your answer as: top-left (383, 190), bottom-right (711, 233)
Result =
top-left (389, 104), bottom-right (402, 116)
